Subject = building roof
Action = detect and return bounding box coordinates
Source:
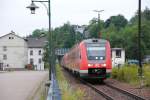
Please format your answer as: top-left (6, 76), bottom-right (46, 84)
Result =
top-left (0, 31), bottom-right (27, 41)
top-left (26, 36), bottom-right (47, 48)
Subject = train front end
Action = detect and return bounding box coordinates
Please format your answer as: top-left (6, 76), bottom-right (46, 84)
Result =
top-left (79, 39), bottom-right (112, 80)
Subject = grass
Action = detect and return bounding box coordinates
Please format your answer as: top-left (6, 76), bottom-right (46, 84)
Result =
top-left (143, 65), bottom-right (150, 87)
top-left (55, 64), bottom-right (85, 100)
top-left (112, 64), bottom-right (150, 87)
top-left (40, 93), bottom-right (46, 100)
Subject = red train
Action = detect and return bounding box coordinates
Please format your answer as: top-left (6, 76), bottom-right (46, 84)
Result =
top-left (61, 38), bottom-right (112, 80)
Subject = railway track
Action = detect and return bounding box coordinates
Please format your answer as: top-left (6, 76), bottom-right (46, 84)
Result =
top-left (80, 79), bottom-right (146, 100)
top-left (105, 83), bottom-right (146, 100)
top-left (62, 67), bottom-right (147, 100)
top-left (80, 79), bottom-right (113, 100)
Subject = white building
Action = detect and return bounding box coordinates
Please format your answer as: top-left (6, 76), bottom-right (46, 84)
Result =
top-left (27, 37), bottom-right (46, 70)
top-left (111, 48), bottom-right (125, 67)
top-left (0, 32), bottom-right (28, 70)
top-left (73, 25), bottom-right (86, 34)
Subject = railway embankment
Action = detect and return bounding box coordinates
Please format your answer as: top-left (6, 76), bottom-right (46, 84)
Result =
top-left (56, 64), bottom-right (85, 100)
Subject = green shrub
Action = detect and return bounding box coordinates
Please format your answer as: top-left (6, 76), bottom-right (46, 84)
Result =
top-left (112, 65), bottom-right (138, 84)
top-left (44, 62), bottom-right (49, 69)
top-left (112, 64), bottom-right (150, 87)
top-left (118, 68), bottom-right (125, 81)
top-left (112, 68), bottom-right (118, 79)
top-left (144, 65), bottom-right (150, 87)
top-left (145, 72), bottom-right (150, 87)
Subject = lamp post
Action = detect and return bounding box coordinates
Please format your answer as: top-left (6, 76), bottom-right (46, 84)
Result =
top-left (27, 0), bottom-right (52, 80)
top-left (93, 10), bottom-right (104, 38)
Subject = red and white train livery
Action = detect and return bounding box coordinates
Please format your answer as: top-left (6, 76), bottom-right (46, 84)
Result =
top-left (61, 38), bottom-right (112, 80)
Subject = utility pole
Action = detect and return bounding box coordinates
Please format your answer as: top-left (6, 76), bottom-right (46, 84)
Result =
top-left (93, 10), bottom-right (104, 38)
top-left (138, 0), bottom-right (142, 77)
top-left (138, 0), bottom-right (144, 88)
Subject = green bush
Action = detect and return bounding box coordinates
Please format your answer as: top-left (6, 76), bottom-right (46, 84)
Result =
top-left (144, 65), bottom-right (150, 87)
top-left (112, 68), bottom-right (118, 79)
top-left (112, 64), bottom-right (150, 87)
top-left (44, 62), bottom-right (49, 69)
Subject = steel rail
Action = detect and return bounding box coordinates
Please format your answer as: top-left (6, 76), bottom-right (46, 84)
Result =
top-left (80, 79), bottom-right (114, 100)
top-left (105, 83), bottom-right (146, 100)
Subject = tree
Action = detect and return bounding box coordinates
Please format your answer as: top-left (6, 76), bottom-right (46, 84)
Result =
top-left (87, 18), bottom-right (104, 38)
top-left (52, 22), bottom-right (76, 48)
top-left (130, 7), bottom-right (150, 25)
top-left (128, 7), bottom-right (150, 58)
top-left (143, 7), bottom-right (150, 21)
top-left (31, 29), bottom-right (47, 38)
top-left (105, 14), bottom-right (128, 30)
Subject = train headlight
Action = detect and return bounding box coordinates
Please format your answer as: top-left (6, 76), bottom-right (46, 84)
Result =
top-left (102, 64), bottom-right (106, 67)
top-left (88, 64), bottom-right (93, 67)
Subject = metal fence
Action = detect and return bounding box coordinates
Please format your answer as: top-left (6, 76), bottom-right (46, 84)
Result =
top-left (47, 72), bottom-right (61, 100)
top-left (47, 48), bottom-right (70, 100)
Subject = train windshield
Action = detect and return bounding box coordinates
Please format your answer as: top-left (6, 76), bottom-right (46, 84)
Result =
top-left (87, 46), bottom-right (105, 60)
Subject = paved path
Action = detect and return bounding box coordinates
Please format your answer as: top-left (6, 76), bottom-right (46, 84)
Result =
top-left (0, 71), bottom-right (48, 100)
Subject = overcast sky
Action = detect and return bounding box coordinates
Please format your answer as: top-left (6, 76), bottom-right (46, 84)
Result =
top-left (0, 0), bottom-right (150, 36)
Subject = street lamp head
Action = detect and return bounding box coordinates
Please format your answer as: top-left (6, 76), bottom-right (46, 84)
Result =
top-left (26, 2), bottom-right (39, 14)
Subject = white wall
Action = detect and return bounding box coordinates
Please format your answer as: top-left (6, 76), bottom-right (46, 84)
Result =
top-left (28, 48), bottom-right (44, 70)
top-left (112, 49), bottom-right (125, 67)
top-left (0, 34), bottom-right (28, 69)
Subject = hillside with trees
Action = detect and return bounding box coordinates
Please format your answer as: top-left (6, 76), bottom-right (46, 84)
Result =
top-left (29, 7), bottom-right (150, 60)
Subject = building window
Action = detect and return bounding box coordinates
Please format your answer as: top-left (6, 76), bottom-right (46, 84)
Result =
top-left (30, 50), bottom-right (33, 55)
top-left (3, 55), bottom-right (7, 60)
top-left (9, 37), bottom-right (14, 39)
top-left (39, 58), bottom-right (42, 64)
top-left (116, 50), bottom-right (121, 58)
top-left (39, 50), bottom-right (41, 55)
top-left (30, 58), bottom-right (34, 65)
top-left (3, 46), bottom-right (7, 51)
